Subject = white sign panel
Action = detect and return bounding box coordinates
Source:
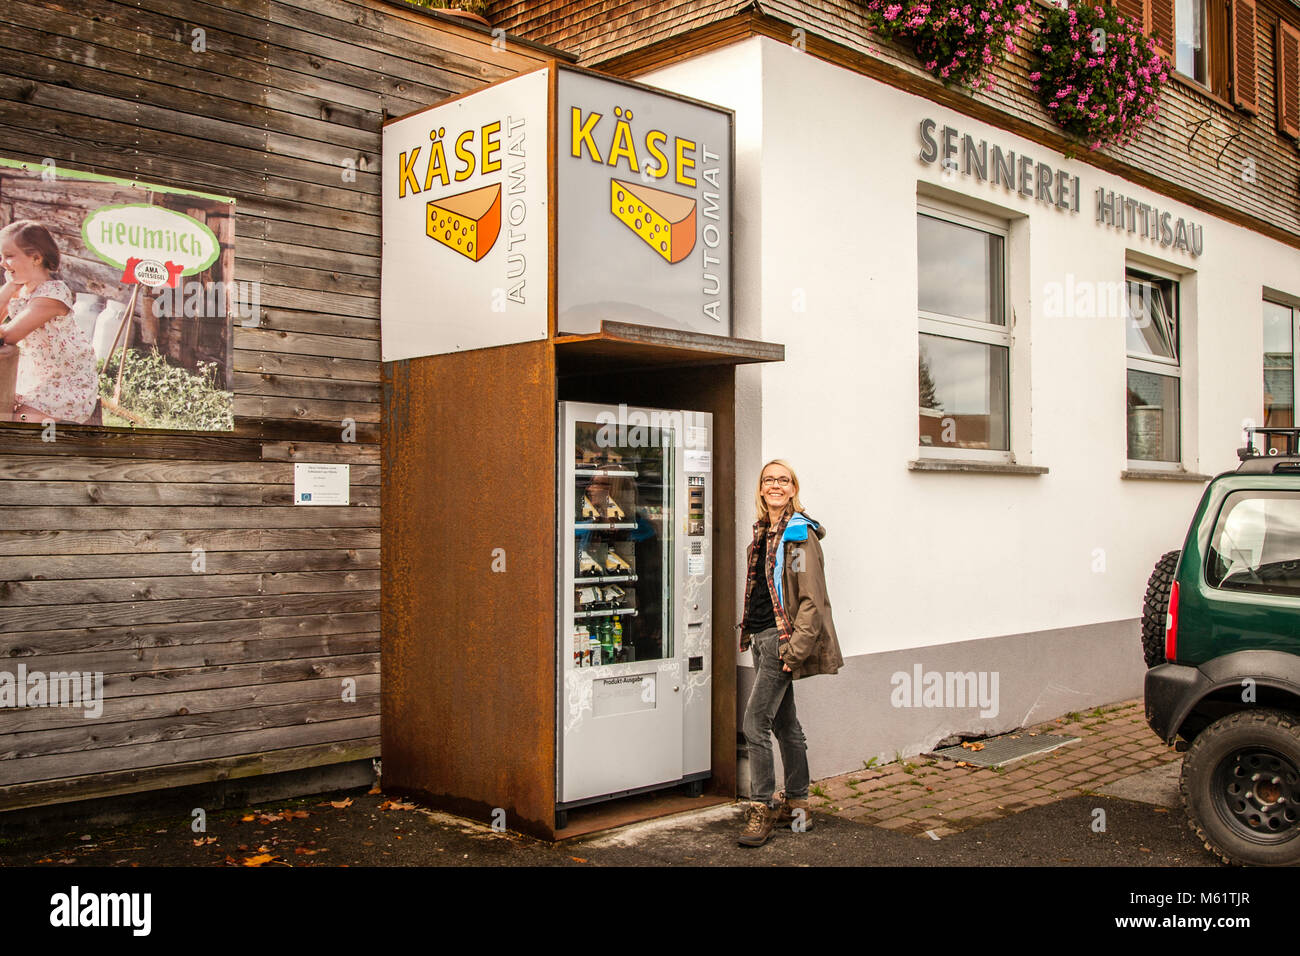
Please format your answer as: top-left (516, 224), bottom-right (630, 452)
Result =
top-left (557, 70), bottom-right (732, 336)
top-left (294, 463), bottom-right (350, 506)
top-left (381, 68), bottom-right (549, 360)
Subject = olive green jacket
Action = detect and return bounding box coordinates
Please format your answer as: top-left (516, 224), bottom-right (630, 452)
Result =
top-left (740, 511), bottom-right (844, 680)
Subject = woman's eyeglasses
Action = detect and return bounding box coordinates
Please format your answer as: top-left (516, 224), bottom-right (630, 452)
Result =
top-left (761, 476), bottom-right (792, 487)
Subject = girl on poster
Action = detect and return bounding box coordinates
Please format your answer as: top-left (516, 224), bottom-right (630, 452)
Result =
top-left (0, 220), bottom-right (98, 424)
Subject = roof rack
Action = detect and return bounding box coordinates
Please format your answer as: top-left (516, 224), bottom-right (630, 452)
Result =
top-left (1237, 426), bottom-right (1300, 464)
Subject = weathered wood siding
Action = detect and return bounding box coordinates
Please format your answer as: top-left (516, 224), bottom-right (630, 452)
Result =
top-left (486, 0), bottom-right (1300, 248)
top-left (0, 0), bottom-right (551, 808)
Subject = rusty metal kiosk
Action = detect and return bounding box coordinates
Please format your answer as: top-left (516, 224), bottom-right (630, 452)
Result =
top-left (379, 62), bottom-right (782, 840)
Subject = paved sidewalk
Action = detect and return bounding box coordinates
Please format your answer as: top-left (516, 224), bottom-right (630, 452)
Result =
top-left (812, 699), bottom-right (1182, 837)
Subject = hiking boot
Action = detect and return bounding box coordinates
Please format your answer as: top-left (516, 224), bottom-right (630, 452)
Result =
top-left (775, 790), bottom-right (814, 830)
top-left (737, 802), bottom-right (776, 847)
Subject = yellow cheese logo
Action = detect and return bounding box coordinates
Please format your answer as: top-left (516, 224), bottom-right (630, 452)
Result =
top-left (426, 183), bottom-right (502, 262)
top-left (610, 179), bottom-right (696, 264)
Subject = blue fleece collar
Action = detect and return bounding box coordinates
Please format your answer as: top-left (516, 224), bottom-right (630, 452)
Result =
top-left (774, 512), bottom-right (816, 608)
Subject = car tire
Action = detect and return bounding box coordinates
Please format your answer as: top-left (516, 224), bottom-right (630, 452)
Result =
top-left (1181, 708), bottom-right (1300, 866)
top-left (1140, 550), bottom-right (1179, 668)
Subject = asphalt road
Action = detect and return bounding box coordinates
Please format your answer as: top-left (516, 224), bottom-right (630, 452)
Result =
top-left (0, 787), bottom-right (1216, 868)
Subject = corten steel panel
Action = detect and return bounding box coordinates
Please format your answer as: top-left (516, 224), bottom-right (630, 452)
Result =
top-left (381, 341), bottom-right (557, 839)
top-left (556, 364), bottom-right (739, 799)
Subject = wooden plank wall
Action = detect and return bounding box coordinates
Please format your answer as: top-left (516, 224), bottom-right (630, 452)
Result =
top-left (0, 0), bottom-right (550, 808)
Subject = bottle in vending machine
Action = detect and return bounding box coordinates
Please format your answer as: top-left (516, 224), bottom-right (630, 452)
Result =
top-left (599, 618), bottom-right (614, 665)
top-left (574, 626), bottom-right (588, 667)
top-left (612, 615), bottom-right (623, 662)
top-left (587, 628), bottom-right (601, 667)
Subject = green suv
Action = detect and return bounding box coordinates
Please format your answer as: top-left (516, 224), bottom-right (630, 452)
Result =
top-left (1143, 427), bottom-right (1300, 866)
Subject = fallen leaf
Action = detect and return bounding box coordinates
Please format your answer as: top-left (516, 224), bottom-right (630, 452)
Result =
top-left (367, 785), bottom-right (382, 795)
top-left (242, 853), bottom-right (276, 867)
top-left (330, 798), bottom-right (353, 810)
top-left (192, 837), bottom-right (218, 846)
top-left (294, 847), bottom-right (319, 856)
top-left (570, 856), bottom-right (588, 863)
top-left (282, 810), bottom-right (310, 820)
top-left (378, 800), bottom-right (417, 811)
top-left (1139, 847), bottom-right (1151, 853)
top-left (240, 815), bottom-right (255, 823)
top-left (257, 813), bottom-right (284, 824)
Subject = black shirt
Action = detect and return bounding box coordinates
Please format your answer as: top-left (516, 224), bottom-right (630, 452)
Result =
top-left (743, 532), bottom-right (776, 633)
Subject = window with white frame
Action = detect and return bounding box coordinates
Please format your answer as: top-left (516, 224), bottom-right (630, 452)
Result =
top-left (1125, 266), bottom-right (1181, 465)
top-left (917, 203), bottom-right (1010, 456)
top-left (1264, 298), bottom-right (1297, 455)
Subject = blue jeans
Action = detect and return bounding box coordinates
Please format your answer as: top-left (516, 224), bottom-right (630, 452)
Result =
top-left (742, 626), bottom-right (809, 808)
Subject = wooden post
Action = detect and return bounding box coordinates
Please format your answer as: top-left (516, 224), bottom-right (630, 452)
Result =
top-left (0, 346), bottom-right (18, 421)
top-left (108, 284), bottom-right (140, 404)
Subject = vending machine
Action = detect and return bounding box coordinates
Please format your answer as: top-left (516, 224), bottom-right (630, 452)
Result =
top-left (556, 401), bottom-right (713, 819)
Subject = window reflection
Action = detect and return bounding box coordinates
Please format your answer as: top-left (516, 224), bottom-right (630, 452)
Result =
top-left (1176, 0), bottom-right (1207, 83)
top-left (1264, 300), bottom-right (1295, 454)
top-left (917, 214), bottom-right (1005, 325)
top-left (1126, 273), bottom-right (1178, 360)
top-left (1127, 370), bottom-right (1180, 462)
top-left (918, 333), bottom-right (1009, 450)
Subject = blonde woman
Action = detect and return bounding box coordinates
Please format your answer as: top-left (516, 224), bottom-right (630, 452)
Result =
top-left (736, 459), bottom-right (843, 847)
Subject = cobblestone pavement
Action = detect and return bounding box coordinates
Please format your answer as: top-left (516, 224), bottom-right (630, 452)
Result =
top-left (812, 699), bottom-right (1182, 837)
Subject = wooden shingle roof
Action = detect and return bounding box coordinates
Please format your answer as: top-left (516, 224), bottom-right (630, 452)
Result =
top-left (485, 0), bottom-right (753, 63)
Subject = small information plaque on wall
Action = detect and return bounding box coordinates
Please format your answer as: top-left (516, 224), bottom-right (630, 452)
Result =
top-left (294, 463), bottom-right (350, 506)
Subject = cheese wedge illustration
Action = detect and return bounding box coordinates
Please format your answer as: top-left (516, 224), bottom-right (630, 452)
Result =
top-left (610, 179), bottom-right (697, 264)
top-left (426, 183), bottom-right (501, 262)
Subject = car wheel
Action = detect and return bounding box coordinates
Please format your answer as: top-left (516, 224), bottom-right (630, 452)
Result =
top-left (1181, 709), bottom-right (1300, 866)
top-left (1140, 550), bottom-right (1179, 668)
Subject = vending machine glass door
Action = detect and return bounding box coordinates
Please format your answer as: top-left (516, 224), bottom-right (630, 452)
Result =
top-left (558, 402), bottom-right (683, 803)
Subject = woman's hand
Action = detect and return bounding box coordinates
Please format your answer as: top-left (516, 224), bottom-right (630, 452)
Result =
top-left (0, 273), bottom-right (18, 314)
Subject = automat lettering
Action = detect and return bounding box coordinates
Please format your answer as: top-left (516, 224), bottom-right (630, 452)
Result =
top-left (700, 145), bottom-right (723, 322)
top-left (505, 114), bottom-right (527, 304)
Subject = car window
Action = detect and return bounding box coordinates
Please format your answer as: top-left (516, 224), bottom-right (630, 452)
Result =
top-left (1207, 492), bottom-right (1300, 596)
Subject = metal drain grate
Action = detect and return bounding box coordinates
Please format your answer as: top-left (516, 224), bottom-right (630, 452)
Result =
top-left (930, 733), bottom-right (1078, 768)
